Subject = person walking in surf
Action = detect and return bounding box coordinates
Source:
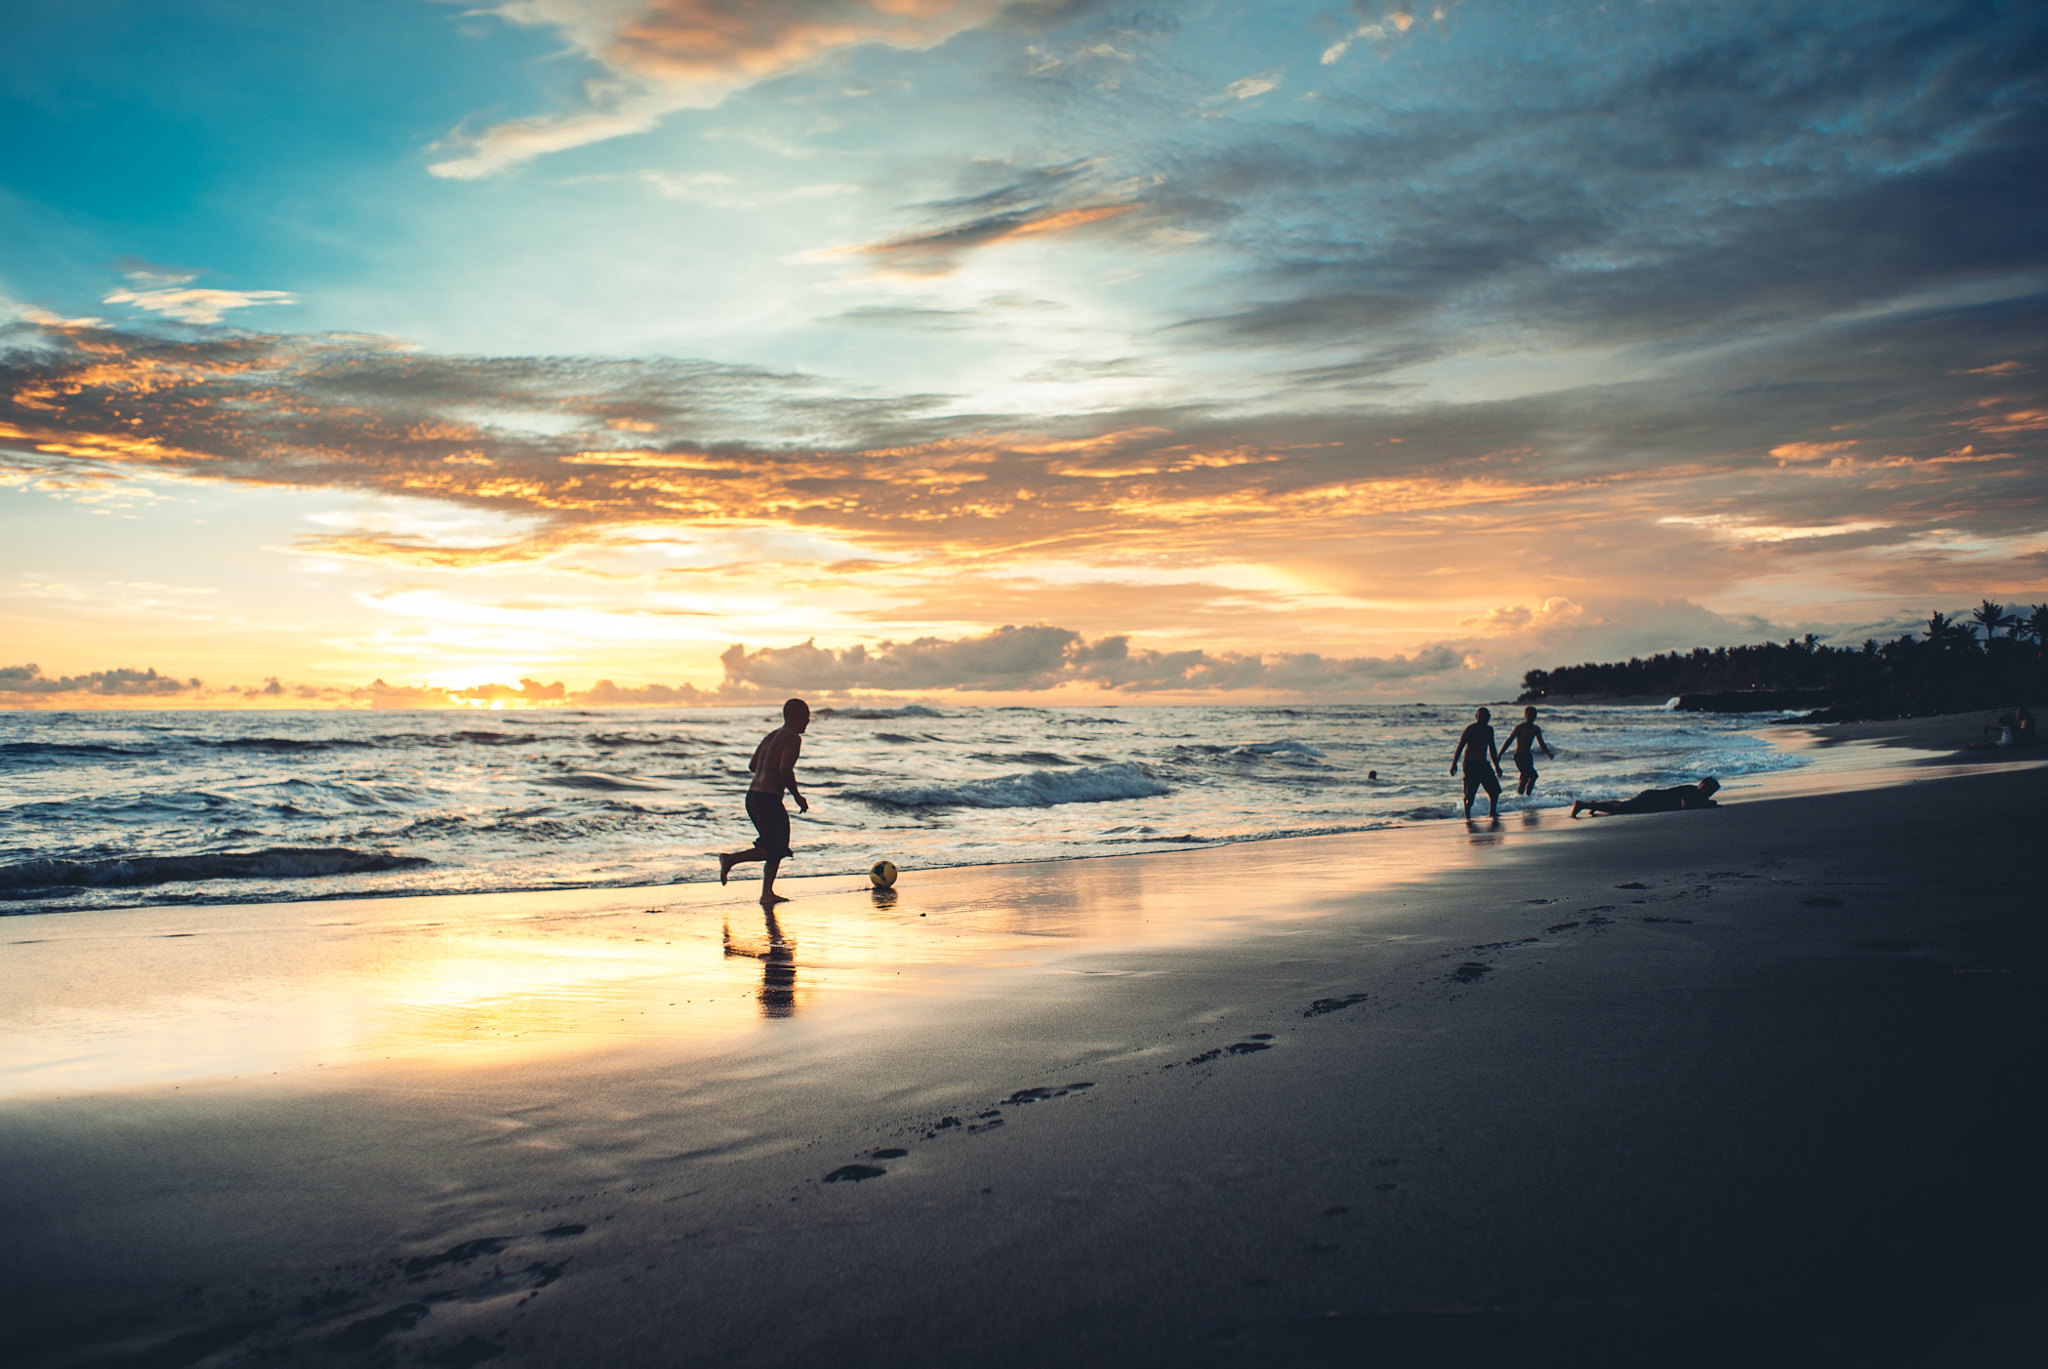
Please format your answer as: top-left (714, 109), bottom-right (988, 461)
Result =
top-left (718, 698), bottom-right (809, 904)
top-left (1450, 706), bottom-right (1504, 819)
top-left (1502, 706), bottom-right (1555, 797)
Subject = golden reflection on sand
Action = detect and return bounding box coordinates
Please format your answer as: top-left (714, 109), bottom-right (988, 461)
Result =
top-left (7, 789), bottom-right (1828, 1099)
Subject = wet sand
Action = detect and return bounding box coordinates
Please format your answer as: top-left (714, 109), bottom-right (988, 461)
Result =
top-left (2, 727), bottom-right (2042, 1367)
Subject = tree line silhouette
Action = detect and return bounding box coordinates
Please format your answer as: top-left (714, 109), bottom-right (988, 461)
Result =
top-left (1518, 601), bottom-right (2048, 720)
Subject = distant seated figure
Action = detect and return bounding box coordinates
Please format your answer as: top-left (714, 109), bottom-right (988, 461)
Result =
top-left (1571, 777), bottom-right (1720, 818)
top-left (1972, 712), bottom-right (2018, 750)
top-left (2015, 706), bottom-right (2036, 746)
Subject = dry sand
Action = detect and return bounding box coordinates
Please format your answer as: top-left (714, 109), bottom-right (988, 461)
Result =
top-left (1, 718), bottom-right (2041, 1368)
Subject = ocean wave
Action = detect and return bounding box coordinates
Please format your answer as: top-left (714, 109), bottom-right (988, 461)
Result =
top-left (0, 741), bottom-right (158, 760)
top-left (584, 732), bottom-right (699, 747)
top-left (454, 731), bottom-right (540, 746)
top-left (0, 847), bottom-right (431, 894)
top-left (967, 751), bottom-right (1073, 767)
top-left (854, 762), bottom-right (1169, 810)
top-left (1233, 740), bottom-right (1327, 758)
top-left (201, 737), bottom-right (375, 753)
top-left (821, 704), bottom-right (944, 720)
top-left (538, 773), bottom-right (665, 792)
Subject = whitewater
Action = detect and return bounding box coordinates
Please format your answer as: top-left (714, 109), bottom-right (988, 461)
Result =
top-left (0, 703), bottom-right (1808, 913)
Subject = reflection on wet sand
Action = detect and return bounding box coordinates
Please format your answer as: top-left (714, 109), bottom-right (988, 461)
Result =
top-left (3, 811), bottom-right (1583, 1095)
top-left (723, 907), bottom-right (799, 1018)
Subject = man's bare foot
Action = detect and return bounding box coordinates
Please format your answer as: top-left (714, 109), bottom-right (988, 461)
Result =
top-left (1570, 801), bottom-right (1585, 817)
top-left (760, 891), bottom-right (788, 906)
top-left (718, 853), bottom-right (735, 885)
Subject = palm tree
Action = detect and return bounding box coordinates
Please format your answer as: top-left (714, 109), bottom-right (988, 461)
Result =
top-left (2028, 604), bottom-right (2048, 647)
top-left (1969, 599), bottom-right (2017, 647)
top-left (1925, 611), bottom-right (1964, 649)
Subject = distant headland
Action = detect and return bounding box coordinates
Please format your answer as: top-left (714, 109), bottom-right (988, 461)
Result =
top-left (1517, 601), bottom-right (2048, 721)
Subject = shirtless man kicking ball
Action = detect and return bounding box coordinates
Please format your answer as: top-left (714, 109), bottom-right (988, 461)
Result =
top-left (718, 698), bottom-right (809, 904)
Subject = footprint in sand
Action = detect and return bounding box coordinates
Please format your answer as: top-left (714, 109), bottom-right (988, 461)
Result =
top-left (1184, 1041), bottom-right (1273, 1065)
top-left (824, 1164), bottom-right (887, 1183)
top-left (1451, 963), bottom-right (1492, 983)
top-left (404, 1238), bottom-right (511, 1278)
top-left (331, 1304), bottom-right (432, 1352)
top-left (1304, 993), bottom-right (1368, 1017)
top-left (1000, 1082), bottom-right (1095, 1105)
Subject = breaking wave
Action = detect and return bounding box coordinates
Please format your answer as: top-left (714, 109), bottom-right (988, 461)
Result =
top-left (0, 847), bottom-right (431, 895)
top-left (855, 762), bottom-right (1169, 810)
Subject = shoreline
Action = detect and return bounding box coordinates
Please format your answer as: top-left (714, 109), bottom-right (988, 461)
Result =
top-left (9, 705), bottom-right (2007, 919)
top-left (3, 726), bottom-right (2042, 1366)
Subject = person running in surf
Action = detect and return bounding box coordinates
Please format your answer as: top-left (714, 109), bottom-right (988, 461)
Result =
top-left (1450, 706), bottom-right (1504, 819)
top-left (1502, 706), bottom-right (1555, 797)
top-left (717, 698), bottom-right (809, 904)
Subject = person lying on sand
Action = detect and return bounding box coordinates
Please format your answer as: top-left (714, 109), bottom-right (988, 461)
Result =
top-left (718, 698), bottom-right (810, 904)
top-left (1571, 776), bottom-right (1720, 818)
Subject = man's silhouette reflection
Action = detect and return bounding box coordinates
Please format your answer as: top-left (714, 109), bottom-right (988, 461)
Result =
top-left (723, 907), bottom-right (798, 1018)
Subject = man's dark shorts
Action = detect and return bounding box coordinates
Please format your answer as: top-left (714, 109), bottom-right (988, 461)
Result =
top-left (745, 791), bottom-right (792, 859)
top-left (1463, 765), bottom-right (1501, 803)
top-left (1514, 753), bottom-right (1538, 781)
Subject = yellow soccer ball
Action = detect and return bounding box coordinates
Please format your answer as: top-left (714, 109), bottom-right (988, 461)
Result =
top-left (869, 859), bottom-right (898, 888)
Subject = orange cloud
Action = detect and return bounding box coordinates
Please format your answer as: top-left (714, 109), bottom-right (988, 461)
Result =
top-left (833, 202), bottom-right (1142, 275)
top-left (433, 1), bottom-right (1023, 177)
top-left (1769, 439), bottom-right (1859, 463)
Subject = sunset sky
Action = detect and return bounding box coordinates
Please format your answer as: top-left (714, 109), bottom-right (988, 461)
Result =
top-left (4, 0), bottom-right (2044, 707)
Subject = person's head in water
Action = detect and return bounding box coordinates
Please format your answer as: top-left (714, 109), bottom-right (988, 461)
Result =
top-left (784, 698), bottom-right (810, 732)
top-left (1698, 776), bottom-right (1720, 797)
top-left (1524, 706), bottom-right (1538, 721)
top-left (1475, 707), bottom-right (1490, 722)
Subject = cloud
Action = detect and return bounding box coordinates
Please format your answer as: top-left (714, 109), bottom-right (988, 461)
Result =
top-left (431, 0), bottom-right (1040, 177)
top-left (809, 158), bottom-right (1153, 275)
top-left (582, 678), bottom-right (710, 704)
top-left (832, 201), bottom-right (1140, 274)
top-left (2, 272), bottom-right (2043, 611)
top-left (1320, 4), bottom-right (1439, 66)
top-left (1769, 440), bottom-right (1860, 464)
top-left (0, 664), bottom-right (201, 696)
top-left (99, 267), bottom-right (296, 325)
top-left (1458, 597), bottom-right (1585, 634)
top-left (718, 625), bottom-right (1466, 694)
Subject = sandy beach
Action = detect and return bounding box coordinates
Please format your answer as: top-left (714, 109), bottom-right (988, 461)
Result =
top-left (3, 717), bottom-right (2042, 1368)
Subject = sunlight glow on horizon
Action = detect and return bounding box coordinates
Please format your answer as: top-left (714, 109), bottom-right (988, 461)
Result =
top-left (3, 1), bottom-right (2044, 709)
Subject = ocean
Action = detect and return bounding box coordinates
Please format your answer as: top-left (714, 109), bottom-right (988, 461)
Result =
top-left (0, 703), bottom-right (1807, 914)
